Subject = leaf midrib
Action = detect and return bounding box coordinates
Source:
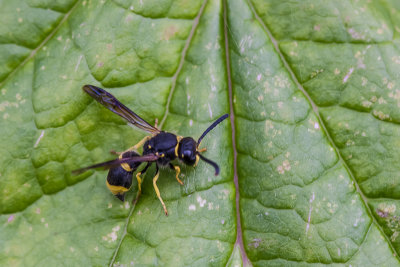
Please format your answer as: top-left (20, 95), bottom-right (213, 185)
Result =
top-left (223, 0), bottom-right (251, 266)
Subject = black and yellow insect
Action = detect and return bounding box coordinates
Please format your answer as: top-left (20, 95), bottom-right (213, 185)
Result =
top-left (73, 85), bottom-right (228, 215)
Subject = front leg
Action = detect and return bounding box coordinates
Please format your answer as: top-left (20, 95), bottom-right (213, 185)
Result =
top-left (169, 163), bottom-right (183, 185)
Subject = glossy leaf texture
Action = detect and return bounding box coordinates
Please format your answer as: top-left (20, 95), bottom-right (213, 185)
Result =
top-left (1, 0), bottom-right (400, 266)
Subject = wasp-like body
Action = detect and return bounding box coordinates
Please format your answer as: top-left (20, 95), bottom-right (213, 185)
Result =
top-left (73, 85), bottom-right (228, 215)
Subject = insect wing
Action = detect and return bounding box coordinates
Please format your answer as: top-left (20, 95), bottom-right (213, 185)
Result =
top-left (83, 85), bottom-right (160, 134)
top-left (72, 154), bottom-right (159, 175)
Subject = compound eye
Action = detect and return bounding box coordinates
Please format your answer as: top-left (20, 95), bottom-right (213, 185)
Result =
top-left (184, 150), bottom-right (193, 159)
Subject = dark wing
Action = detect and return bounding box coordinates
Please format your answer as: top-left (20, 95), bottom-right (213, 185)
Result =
top-left (72, 154), bottom-right (159, 175)
top-left (83, 85), bottom-right (160, 134)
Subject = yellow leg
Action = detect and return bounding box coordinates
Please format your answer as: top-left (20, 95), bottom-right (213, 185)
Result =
top-left (136, 172), bottom-right (143, 195)
top-left (131, 172), bottom-right (143, 205)
top-left (170, 164), bottom-right (183, 185)
top-left (194, 148), bottom-right (207, 167)
top-left (132, 162), bottom-right (152, 204)
top-left (153, 169), bottom-right (168, 216)
top-left (194, 154), bottom-right (200, 167)
top-left (126, 135), bottom-right (151, 152)
top-left (174, 166), bottom-right (183, 185)
top-left (114, 136), bottom-right (151, 157)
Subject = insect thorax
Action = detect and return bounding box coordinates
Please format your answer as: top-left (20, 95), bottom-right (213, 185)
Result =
top-left (143, 132), bottom-right (178, 165)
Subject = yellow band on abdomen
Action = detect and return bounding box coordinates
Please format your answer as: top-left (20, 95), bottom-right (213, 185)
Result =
top-left (106, 180), bottom-right (129, 195)
top-left (119, 154), bottom-right (133, 172)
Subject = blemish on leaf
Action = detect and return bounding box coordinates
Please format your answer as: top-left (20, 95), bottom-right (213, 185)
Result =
top-left (8, 215), bottom-right (14, 223)
top-left (277, 160), bottom-right (291, 174)
top-left (75, 55), bottom-right (83, 72)
top-left (361, 77), bottom-right (368, 86)
top-left (197, 196), bottom-right (206, 207)
top-left (274, 74), bottom-right (290, 88)
top-left (162, 26), bottom-right (178, 41)
top-left (378, 203), bottom-right (396, 214)
top-left (391, 56), bottom-right (400, 64)
top-left (249, 238), bottom-right (261, 248)
top-left (306, 192), bottom-right (315, 235)
top-left (347, 28), bottom-right (365, 40)
top-left (373, 110), bottom-right (389, 120)
top-left (102, 225), bottom-right (121, 243)
top-left (343, 67), bottom-right (354, 83)
top-left (334, 68), bottom-right (340, 75)
top-left (34, 130), bottom-right (45, 148)
top-left (207, 103), bottom-right (213, 118)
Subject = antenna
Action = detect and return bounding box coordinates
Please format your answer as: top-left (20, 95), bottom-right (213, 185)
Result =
top-left (197, 153), bottom-right (220, 175)
top-left (197, 114), bottom-right (229, 147)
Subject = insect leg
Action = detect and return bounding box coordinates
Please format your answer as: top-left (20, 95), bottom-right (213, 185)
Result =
top-left (154, 118), bottom-right (159, 129)
top-left (152, 165), bottom-right (168, 215)
top-left (129, 136), bottom-right (151, 151)
top-left (169, 163), bottom-right (183, 185)
top-left (109, 136), bottom-right (151, 156)
top-left (194, 148), bottom-right (206, 167)
top-left (135, 162), bottom-right (151, 196)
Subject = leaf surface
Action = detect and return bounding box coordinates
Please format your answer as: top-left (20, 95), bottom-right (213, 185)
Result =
top-left (1, 0), bottom-right (400, 266)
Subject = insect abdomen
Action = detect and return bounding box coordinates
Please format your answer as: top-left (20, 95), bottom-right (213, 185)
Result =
top-left (106, 151), bottom-right (141, 201)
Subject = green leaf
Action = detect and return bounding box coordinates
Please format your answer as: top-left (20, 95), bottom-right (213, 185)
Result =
top-left (1, 0), bottom-right (400, 266)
